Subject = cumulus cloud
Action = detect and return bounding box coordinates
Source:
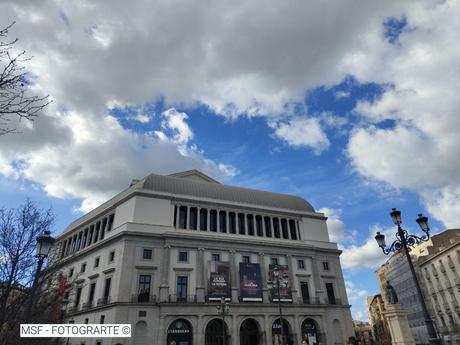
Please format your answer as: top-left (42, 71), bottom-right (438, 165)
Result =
top-left (340, 225), bottom-right (393, 270)
top-left (345, 0), bottom-right (460, 228)
top-left (271, 117), bottom-right (330, 154)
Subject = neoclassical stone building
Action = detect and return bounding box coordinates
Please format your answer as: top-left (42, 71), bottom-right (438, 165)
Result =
top-left (53, 170), bottom-right (353, 345)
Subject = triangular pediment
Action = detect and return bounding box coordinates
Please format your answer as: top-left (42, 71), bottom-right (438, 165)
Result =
top-left (168, 169), bottom-right (221, 184)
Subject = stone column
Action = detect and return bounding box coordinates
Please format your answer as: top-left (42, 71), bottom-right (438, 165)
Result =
top-left (286, 255), bottom-right (298, 302)
top-left (310, 257), bottom-right (321, 302)
top-left (159, 244), bottom-right (171, 302)
top-left (197, 315), bottom-right (203, 345)
top-left (383, 304), bottom-right (416, 345)
top-left (259, 252), bottom-right (269, 303)
top-left (158, 315), bottom-right (165, 345)
top-left (196, 247), bottom-right (205, 302)
top-left (230, 249), bottom-right (239, 301)
top-left (232, 313), bottom-right (239, 345)
top-left (264, 314), bottom-right (271, 345)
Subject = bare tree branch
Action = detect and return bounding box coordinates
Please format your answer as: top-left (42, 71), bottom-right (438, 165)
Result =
top-left (0, 22), bottom-right (51, 135)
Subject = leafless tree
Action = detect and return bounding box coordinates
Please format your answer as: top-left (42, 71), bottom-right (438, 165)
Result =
top-left (0, 22), bottom-right (50, 135)
top-left (0, 200), bottom-right (56, 345)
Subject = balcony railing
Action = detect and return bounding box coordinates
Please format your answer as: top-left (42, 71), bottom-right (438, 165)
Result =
top-left (131, 294), bottom-right (157, 303)
top-left (297, 297), bottom-right (321, 305)
top-left (82, 301), bottom-right (93, 309)
top-left (97, 296), bottom-right (111, 306)
top-left (168, 294), bottom-right (197, 303)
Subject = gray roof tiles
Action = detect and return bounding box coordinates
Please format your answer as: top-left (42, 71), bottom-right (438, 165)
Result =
top-left (141, 173), bottom-right (315, 213)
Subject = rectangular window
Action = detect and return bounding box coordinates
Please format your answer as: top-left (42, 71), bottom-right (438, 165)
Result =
top-left (99, 315), bottom-right (105, 324)
top-left (176, 276), bottom-right (188, 301)
top-left (297, 260), bottom-right (305, 269)
top-left (94, 222), bottom-right (100, 243)
top-left (107, 214), bottom-right (114, 231)
top-left (210, 210), bottom-right (217, 232)
top-left (238, 213), bottom-right (246, 235)
top-left (323, 262), bottom-right (329, 271)
top-left (84, 318), bottom-right (89, 324)
top-left (189, 207), bottom-right (197, 230)
top-left (247, 215), bottom-right (254, 235)
top-left (81, 263), bottom-right (86, 273)
top-left (75, 286), bottom-right (82, 307)
top-left (69, 268), bottom-right (74, 277)
top-left (273, 218), bottom-right (280, 238)
top-left (300, 282), bottom-right (310, 303)
top-left (109, 251), bottom-right (115, 262)
top-left (94, 257), bottom-right (100, 268)
top-left (100, 219), bottom-right (105, 240)
top-left (138, 275), bottom-right (151, 301)
top-left (229, 212), bottom-right (236, 234)
top-left (88, 282), bottom-right (96, 302)
top-left (143, 249), bottom-right (153, 260)
top-left (179, 206), bottom-right (187, 229)
top-left (82, 229), bottom-right (88, 249)
top-left (199, 208), bottom-right (207, 231)
top-left (264, 217), bottom-right (272, 237)
top-left (242, 256), bottom-right (250, 264)
top-left (271, 257), bottom-right (279, 266)
top-left (281, 219), bottom-right (289, 239)
top-left (88, 226), bottom-right (94, 246)
top-left (173, 205), bottom-right (177, 228)
top-left (212, 254), bottom-right (220, 262)
top-left (289, 220), bottom-right (297, 240)
top-left (219, 211), bottom-right (227, 233)
top-left (256, 216), bottom-right (263, 236)
top-left (104, 278), bottom-right (111, 298)
top-left (326, 283), bottom-right (336, 304)
top-left (179, 251), bottom-right (188, 262)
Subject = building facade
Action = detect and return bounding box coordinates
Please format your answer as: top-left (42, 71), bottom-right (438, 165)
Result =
top-left (417, 230), bottom-right (460, 345)
top-left (366, 294), bottom-right (391, 345)
top-left (52, 170), bottom-right (354, 345)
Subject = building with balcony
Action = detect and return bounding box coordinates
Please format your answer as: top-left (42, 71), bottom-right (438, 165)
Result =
top-left (417, 230), bottom-right (460, 345)
top-left (51, 170), bottom-right (354, 345)
top-left (366, 294), bottom-right (391, 345)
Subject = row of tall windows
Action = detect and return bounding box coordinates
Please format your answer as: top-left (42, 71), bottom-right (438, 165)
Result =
top-left (73, 277), bottom-right (112, 310)
top-left (134, 274), bottom-right (337, 305)
top-left (174, 205), bottom-right (300, 240)
top-left (61, 214), bottom-right (115, 258)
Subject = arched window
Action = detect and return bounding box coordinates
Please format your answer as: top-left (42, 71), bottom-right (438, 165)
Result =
top-left (134, 321), bottom-right (148, 345)
top-left (205, 318), bottom-right (228, 345)
top-left (168, 319), bottom-right (193, 345)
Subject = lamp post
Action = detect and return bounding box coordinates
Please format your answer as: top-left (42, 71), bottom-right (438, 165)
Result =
top-left (25, 230), bottom-right (55, 321)
top-left (271, 266), bottom-right (285, 345)
top-left (55, 299), bottom-right (69, 345)
top-left (374, 208), bottom-right (441, 345)
top-left (216, 296), bottom-right (230, 345)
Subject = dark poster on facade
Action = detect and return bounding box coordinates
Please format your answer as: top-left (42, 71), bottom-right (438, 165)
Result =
top-left (268, 264), bottom-right (292, 302)
top-left (239, 262), bottom-right (263, 301)
top-left (207, 261), bottom-right (231, 301)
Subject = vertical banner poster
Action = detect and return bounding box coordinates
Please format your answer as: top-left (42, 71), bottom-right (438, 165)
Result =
top-left (268, 264), bottom-right (292, 302)
top-left (239, 263), bottom-right (263, 301)
top-left (207, 261), bottom-right (231, 301)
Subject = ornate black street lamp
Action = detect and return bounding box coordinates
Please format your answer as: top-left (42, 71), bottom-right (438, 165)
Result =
top-left (25, 230), bottom-right (55, 321)
top-left (269, 266), bottom-right (286, 345)
top-left (375, 209), bottom-right (441, 345)
top-left (216, 296), bottom-right (230, 345)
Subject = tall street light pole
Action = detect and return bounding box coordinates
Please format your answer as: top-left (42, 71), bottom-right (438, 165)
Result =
top-left (216, 296), bottom-right (229, 345)
top-left (374, 208), bottom-right (441, 345)
top-left (25, 230), bottom-right (55, 322)
top-left (273, 266), bottom-right (285, 345)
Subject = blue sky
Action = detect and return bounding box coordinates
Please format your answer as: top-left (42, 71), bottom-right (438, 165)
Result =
top-left (1, 0), bottom-right (459, 321)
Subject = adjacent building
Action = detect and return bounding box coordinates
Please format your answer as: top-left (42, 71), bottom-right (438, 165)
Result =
top-left (375, 229), bottom-right (460, 345)
top-left (366, 294), bottom-right (391, 345)
top-left (417, 230), bottom-right (460, 345)
top-left (51, 170), bottom-right (354, 345)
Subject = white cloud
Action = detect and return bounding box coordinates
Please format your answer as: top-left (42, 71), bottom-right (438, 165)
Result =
top-left (335, 91), bottom-right (350, 99)
top-left (345, 280), bottom-right (368, 301)
top-left (130, 114), bottom-right (151, 124)
top-left (340, 225), bottom-right (393, 270)
top-left (271, 117), bottom-right (330, 154)
top-left (345, 0), bottom-right (460, 229)
top-left (160, 108), bottom-right (194, 146)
